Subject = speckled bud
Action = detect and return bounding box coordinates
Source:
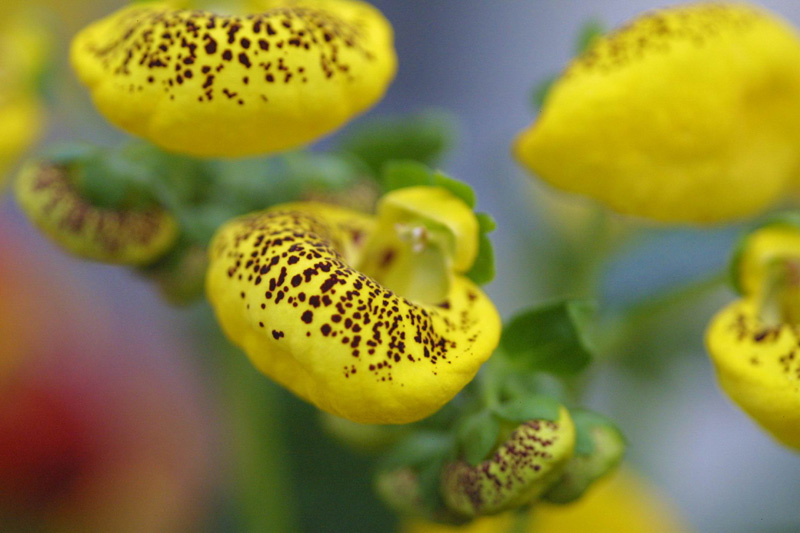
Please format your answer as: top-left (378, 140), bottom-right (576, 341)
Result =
top-left (706, 298), bottom-right (800, 450)
top-left (205, 197), bottom-right (501, 424)
top-left (70, 0), bottom-right (396, 157)
top-left (515, 3), bottom-right (800, 223)
top-left (15, 162), bottom-right (179, 265)
top-left (441, 407), bottom-right (575, 517)
top-left (543, 418), bottom-right (625, 504)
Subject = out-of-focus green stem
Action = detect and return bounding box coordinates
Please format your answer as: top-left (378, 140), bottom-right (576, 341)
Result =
top-left (209, 315), bottom-right (300, 532)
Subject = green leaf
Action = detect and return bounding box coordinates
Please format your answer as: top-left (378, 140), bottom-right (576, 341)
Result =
top-left (575, 18), bottom-right (606, 54)
top-left (530, 75), bottom-right (557, 110)
top-left (457, 410), bottom-right (500, 465)
top-left (571, 409), bottom-right (625, 457)
top-left (492, 395), bottom-right (561, 423)
top-left (467, 216), bottom-right (496, 286)
top-left (382, 160), bottom-right (437, 191)
top-left (501, 300), bottom-right (595, 375)
top-left (381, 432), bottom-right (453, 470)
top-left (338, 110), bottom-right (458, 177)
top-left (432, 171), bottom-right (475, 209)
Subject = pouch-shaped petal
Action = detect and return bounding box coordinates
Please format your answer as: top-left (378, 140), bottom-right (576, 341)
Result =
top-left (441, 407), bottom-right (575, 517)
top-left (706, 298), bottom-right (800, 449)
top-left (70, 0), bottom-right (396, 157)
top-left (515, 3), bottom-right (800, 223)
top-left (15, 163), bottom-right (179, 265)
top-left (206, 202), bottom-right (501, 424)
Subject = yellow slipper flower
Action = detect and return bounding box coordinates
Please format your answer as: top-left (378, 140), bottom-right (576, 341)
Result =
top-left (206, 188), bottom-right (501, 424)
top-left (515, 3), bottom-right (800, 224)
top-left (71, 0), bottom-right (396, 158)
top-left (15, 162), bottom-right (179, 265)
top-left (706, 298), bottom-right (800, 449)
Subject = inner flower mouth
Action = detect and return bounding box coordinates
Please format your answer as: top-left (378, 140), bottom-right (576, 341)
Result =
top-left (759, 257), bottom-right (800, 327)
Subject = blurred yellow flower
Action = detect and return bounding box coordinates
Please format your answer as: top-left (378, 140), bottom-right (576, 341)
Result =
top-left (515, 3), bottom-right (800, 224)
top-left (404, 468), bottom-right (690, 533)
top-left (71, 0), bottom-right (397, 157)
top-left (0, 10), bottom-right (48, 186)
top-left (206, 188), bottom-right (501, 424)
top-left (706, 298), bottom-right (800, 450)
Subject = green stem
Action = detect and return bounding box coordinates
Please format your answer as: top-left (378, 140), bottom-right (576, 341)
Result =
top-left (209, 316), bottom-right (300, 532)
top-left (596, 269), bottom-right (729, 359)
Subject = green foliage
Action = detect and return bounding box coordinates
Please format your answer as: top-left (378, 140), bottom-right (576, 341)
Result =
top-left (457, 410), bottom-right (500, 465)
top-left (571, 409), bottom-right (623, 456)
top-left (575, 18), bottom-right (606, 54)
top-left (337, 110), bottom-right (458, 177)
top-left (501, 300), bottom-right (595, 375)
top-left (492, 395), bottom-right (561, 424)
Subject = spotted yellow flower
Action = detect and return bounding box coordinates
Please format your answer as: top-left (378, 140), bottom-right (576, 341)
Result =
top-left (206, 187), bottom-right (501, 424)
top-left (403, 469), bottom-right (690, 533)
top-left (707, 297), bottom-right (800, 450)
top-left (70, 0), bottom-right (396, 158)
top-left (0, 11), bottom-right (48, 185)
top-left (441, 407), bottom-right (575, 517)
top-left (515, 3), bottom-right (800, 224)
top-left (15, 162), bottom-right (179, 265)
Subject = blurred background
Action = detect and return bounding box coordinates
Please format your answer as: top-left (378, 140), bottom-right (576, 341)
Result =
top-left (3, 0), bottom-right (800, 531)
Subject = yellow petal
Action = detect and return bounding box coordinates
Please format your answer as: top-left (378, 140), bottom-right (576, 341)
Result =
top-left (515, 3), bottom-right (800, 223)
top-left (441, 407), bottom-right (575, 517)
top-left (15, 162), bottom-right (179, 265)
top-left (732, 222), bottom-right (800, 297)
top-left (706, 298), bottom-right (800, 449)
top-left (70, 0), bottom-right (397, 158)
top-left (206, 202), bottom-right (501, 424)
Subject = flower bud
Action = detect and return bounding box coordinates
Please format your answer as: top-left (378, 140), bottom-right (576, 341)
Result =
top-left (441, 407), bottom-right (575, 517)
top-left (15, 162), bottom-right (179, 265)
top-left (543, 413), bottom-right (625, 504)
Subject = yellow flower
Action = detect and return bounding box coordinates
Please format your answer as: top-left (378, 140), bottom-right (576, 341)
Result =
top-left (15, 162), bottom-right (179, 265)
top-left (514, 3), bottom-right (800, 224)
top-left (0, 11), bottom-right (48, 185)
top-left (441, 407), bottom-right (575, 517)
top-left (403, 469), bottom-right (690, 533)
top-left (70, 0), bottom-right (397, 158)
top-left (706, 298), bottom-right (800, 449)
top-left (206, 187), bottom-right (501, 424)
